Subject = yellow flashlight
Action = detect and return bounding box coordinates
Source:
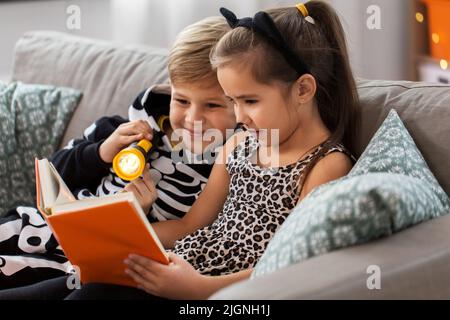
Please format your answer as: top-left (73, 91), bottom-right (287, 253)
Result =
top-left (112, 115), bottom-right (173, 181)
top-left (112, 139), bottom-right (153, 181)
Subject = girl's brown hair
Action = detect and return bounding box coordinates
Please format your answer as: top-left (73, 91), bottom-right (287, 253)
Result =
top-left (211, 1), bottom-right (360, 194)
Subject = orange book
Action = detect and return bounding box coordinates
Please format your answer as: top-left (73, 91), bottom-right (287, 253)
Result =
top-left (35, 158), bottom-right (169, 287)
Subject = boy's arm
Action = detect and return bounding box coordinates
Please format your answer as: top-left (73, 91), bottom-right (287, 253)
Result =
top-left (51, 88), bottom-right (166, 194)
top-left (50, 115), bottom-right (127, 193)
top-left (152, 131), bottom-right (248, 249)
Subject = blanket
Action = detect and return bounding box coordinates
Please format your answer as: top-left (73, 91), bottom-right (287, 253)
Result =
top-left (0, 206), bottom-right (73, 289)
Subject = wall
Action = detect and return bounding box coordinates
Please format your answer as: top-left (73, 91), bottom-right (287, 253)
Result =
top-left (330, 0), bottom-right (414, 80)
top-left (0, 0), bottom-right (112, 81)
top-left (0, 0), bottom-right (414, 82)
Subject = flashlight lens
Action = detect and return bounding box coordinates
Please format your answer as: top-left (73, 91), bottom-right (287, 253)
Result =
top-left (118, 153), bottom-right (141, 175)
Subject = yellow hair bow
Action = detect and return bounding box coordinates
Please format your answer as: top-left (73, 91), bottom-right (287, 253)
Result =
top-left (296, 3), bottom-right (309, 17)
top-left (296, 3), bottom-right (315, 24)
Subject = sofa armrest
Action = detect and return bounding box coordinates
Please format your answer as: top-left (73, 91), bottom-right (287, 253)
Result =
top-left (210, 212), bottom-right (450, 299)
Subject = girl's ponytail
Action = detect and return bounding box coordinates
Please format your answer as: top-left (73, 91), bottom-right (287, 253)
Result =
top-left (292, 1), bottom-right (361, 195)
top-left (305, 1), bottom-right (360, 154)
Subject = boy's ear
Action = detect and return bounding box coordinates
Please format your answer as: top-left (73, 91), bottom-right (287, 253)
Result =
top-left (295, 74), bottom-right (316, 104)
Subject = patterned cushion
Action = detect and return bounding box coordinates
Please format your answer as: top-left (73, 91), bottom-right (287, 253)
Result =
top-left (252, 173), bottom-right (450, 278)
top-left (348, 109), bottom-right (449, 205)
top-left (252, 109), bottom-right (450, 278)
top-left (0, 82), bottom-right (82, 215)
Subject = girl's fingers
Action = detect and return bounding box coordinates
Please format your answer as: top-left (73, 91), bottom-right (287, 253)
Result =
top-left (130, 178), bottom-right (147, 197)
top-left (125, 267), bottom-right (156, 290)
top-left (129, 254), bottom-right (162, 271)
top-left (125, 183), bottom-right (143, 199)
top-left (167, 252), bottom-right (184, 264)
top-left (125, 260), bottom-right (151, 279)
top-left (124, 256), bottom-right (159, 282)
top-left (142, 165), bottom-right (156, 195)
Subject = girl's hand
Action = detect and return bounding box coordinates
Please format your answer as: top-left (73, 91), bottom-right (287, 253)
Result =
top-left (124, 252), bottom-right (208, 300)
top-left (99, 120), bottom-right (153, 163)
top-left (123, 164), bottom-right (157, 214)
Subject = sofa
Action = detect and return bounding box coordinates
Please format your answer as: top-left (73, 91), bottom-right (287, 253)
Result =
top-left (10, 31), bottom-right (450, 299)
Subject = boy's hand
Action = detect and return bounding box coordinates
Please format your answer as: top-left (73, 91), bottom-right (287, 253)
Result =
top-left (99, 120), bottom-right (153, 163)
top-left (123, 164), bottom-right (157, 215)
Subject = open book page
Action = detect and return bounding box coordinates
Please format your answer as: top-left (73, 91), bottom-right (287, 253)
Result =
top-left (52, 192), bottom-right (135, 214)
top-left (36, 158), bottom-right (76, 214)
top-left (48, 161), bottom-right (76, 205)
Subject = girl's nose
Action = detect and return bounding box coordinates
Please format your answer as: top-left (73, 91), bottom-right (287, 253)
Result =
top-left (234, 105), bottom-right (250, 126)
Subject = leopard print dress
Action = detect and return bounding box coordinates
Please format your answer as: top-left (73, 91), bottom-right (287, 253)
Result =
top-left (171, 133), bottom-right (351, 276)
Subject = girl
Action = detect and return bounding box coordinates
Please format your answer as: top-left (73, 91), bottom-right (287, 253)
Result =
top-left (1, 1), bottom-right (360, 299)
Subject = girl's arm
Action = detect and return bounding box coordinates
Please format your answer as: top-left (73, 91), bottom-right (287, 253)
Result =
top-left (150, 158), bottom-right (230, 249)
top-left (151, 131), bottom-right (249, 249)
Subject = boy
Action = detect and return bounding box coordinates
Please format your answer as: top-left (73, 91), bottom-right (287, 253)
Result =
top-left (0, 16), bottom-right (236, 289)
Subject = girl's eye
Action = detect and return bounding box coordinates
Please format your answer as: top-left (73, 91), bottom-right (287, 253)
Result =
top-left (245, 100), bottom-right (258, 105)
top-left (207, 103), bottom-right (222, 108)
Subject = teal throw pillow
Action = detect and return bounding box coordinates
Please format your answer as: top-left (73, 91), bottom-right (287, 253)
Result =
top-left (0, 81), bottom-right (82, 215)
top-left (349, 109), bottom-right (448, 205)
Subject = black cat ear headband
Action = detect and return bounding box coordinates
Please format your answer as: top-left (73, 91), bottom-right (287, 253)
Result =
top-left (219, 4), bottom-right (313, 77)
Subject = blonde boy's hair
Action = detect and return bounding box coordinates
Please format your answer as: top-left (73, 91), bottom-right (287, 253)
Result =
top-left (168, 16), bottom-right (229, 84)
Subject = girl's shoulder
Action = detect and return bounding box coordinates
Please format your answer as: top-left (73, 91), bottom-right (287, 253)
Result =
top-left (299, 147), bottom-right (353, 201)
top-left (313, 145), bottom-right (354, 181)
top-left (317, 150), bottom-right (353, 175)
top-left (323, 143), bottom-right (355, 163)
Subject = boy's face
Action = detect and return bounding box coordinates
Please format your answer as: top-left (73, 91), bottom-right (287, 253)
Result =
top-left (169, 77), bottom-right (236, 154)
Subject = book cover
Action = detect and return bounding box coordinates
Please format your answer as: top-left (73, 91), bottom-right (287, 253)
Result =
top-left (35, 158), bottom-right (170, 287)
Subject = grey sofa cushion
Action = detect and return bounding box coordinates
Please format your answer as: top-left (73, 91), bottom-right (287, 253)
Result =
top-left (356, 79), bottom-right (450, 197)
top-left (12, 31), bottom-right (169, 148)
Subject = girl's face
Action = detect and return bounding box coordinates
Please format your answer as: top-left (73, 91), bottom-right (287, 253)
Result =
top-left (217, 64), bottom-right (300, 147)
top-left (170, 78), bottom-right (236, 154)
